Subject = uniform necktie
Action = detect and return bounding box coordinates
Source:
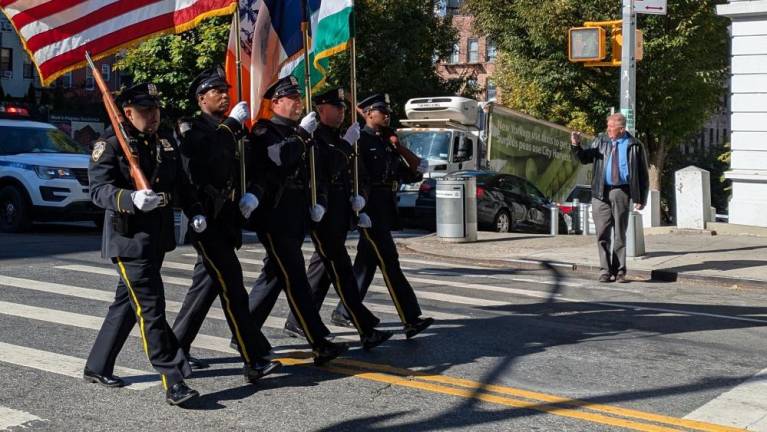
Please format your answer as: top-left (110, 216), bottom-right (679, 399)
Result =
top-left (611, 141), bottom-right (620, 185)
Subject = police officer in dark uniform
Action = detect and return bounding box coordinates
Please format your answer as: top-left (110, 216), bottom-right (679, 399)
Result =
top-left (281, 87), bottom-right (392, 350)
top-left (170, 67), bottom-right (281, 382)
top-left (83, 83), bottom-right (205, 406)
top-left (331, 94), bottom-right (434, 339)
top-left (247, 76), bottom-right (347, 365)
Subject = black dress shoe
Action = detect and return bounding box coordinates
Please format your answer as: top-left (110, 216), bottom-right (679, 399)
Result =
top-left (165, 382), bottom-right (199, 406)
top-left (313, 340), bottom-right (348, 366)
top-left (404, 317), bottom-right (434, 339)
top-left (361, 329), bottom-right (393, 351)
top-left (244, 358), bottom-right (282, 383)
top-left (283, 321), bottom-right (306, 338)
top-left (187, 355), bottom-right (210, 370)
top-left (330, 311), bottom-right (355, 328)
top-left (83, 368), bottom-right (125, 388)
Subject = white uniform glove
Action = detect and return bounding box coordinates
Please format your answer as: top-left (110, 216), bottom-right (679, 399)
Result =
top-left (416, 158), bottom-right (429, 174)
top-left (131, 189), bottom-right (161, 212)
top-left (342, 122), bottom-right (360, 145)
top-left (350, 194), bottom-right (366, 212)
top-left (299, 112), bottom-right (319, 134)
top-left (239, 192), bottom-right (259, 218)
top-left (267, 143), bottom-right (283, 166)
top-left (191, 215), bottom-right (207, 233)
top-left (228, 101), bottom-right (249, 124)
top-left (310, 204), bottom-right (325, 222)
top-left (358, 212), bottom-right (372, 228)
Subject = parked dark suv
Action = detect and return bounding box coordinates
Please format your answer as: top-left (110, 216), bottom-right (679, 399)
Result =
top-left (414, 170), bottom-right (568, 233)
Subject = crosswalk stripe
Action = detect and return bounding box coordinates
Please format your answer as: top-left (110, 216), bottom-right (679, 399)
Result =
top-left (0, 342), bottom-right (159, 391)
top-left (683, 366), bottom-right (767, 429)
top-left (0, 406), bottom-right (45, 430)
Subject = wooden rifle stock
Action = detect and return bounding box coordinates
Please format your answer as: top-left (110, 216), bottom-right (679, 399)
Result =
top-left (85, 53), bottom-right (149, 190)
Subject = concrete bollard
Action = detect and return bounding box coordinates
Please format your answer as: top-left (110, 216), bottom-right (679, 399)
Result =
top-left (580, 203), bottom-right (592, 235)
top-left (675, 166), bottom-right (711, 229)
top-left (639, 190), bottom-right (661, 228)
top-left (550, 205), bottom-right (559, 236)
top-left (627, 211), bottom-right (646, 257)
top-left (571, 198), bottom-right (581, 234)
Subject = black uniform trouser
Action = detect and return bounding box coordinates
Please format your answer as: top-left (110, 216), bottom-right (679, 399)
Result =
top-left (285, 229), bottom-right (380, 336)
top-left (334, 227), bottom-right (422, 325)
top-left (171, 236), bottom-right (272, 366)
top-left (251, 231), bottom-right (331, 348)
top-left (86, 255), bottom-right (189, 389)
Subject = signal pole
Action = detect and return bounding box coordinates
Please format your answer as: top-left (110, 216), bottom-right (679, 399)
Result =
top-left (620, 0), bottom-right (637, 133)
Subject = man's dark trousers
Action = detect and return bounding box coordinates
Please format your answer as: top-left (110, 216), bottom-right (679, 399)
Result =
top-left (592, 185), bottom-right (630, 277)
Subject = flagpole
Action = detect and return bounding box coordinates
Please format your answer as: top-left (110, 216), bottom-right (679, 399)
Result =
top-left (349, 0), bottom-right (359, 208)
top-left (301, 2), bottom-right (317, 207)
top-left (233, 6), bottom-right (247, 197)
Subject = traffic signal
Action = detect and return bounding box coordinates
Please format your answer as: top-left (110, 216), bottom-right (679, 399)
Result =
top-left (568, 27), bottom-right (606, 62)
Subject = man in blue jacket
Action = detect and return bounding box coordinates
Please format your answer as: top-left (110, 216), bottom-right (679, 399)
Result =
top-left (571, 113), bottom-right (649, 283)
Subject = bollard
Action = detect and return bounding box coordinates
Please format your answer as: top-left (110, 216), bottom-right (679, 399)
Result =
top-left (580, 203), bottom-right (591, 235)
top-left (572, 198), bottom-right (580, 234)
top-left (627, 211), bottom-right (645, 257)
top-left (549, 205), bottom-right (559, 236)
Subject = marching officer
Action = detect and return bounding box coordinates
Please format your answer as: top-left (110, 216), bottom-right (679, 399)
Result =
top-left (170, 67), bottom-right (281, 382)
top-left (83, 83), bottom-right (206, 406)
top-left (247, 76), bottom-right (347, 365)
top-left (282, 87), bottom-right (392, 350)
top-left (331, 94), bottom-right (434, 339)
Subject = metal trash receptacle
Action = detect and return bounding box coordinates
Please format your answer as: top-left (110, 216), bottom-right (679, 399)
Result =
top-left (436, 176), bottom-right (477, 242)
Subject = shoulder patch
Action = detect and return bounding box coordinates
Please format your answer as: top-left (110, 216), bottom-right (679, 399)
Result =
top-left (160, 138), bottom-right (174, 151)
top-left (92, 141), bottom-right (106, 161)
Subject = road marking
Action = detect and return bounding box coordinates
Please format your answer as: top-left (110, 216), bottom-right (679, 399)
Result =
top-left (0, 341), bottom-right (159, 390)
top-left (0, 406), bottom-right (45, 431)
top-left (0, 299), bottom-right (737, 431)
top-left (684, 367), bottom-right (767, 430)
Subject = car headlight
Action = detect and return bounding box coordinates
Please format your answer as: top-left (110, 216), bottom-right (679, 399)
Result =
top-left (34, 166), bottom-right (76, 180)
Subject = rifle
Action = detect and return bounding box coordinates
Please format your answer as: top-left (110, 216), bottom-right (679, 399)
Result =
top-left (85, 52), bottom-right (149, 190)
top-left (388, 131), bottom-right (421, 177)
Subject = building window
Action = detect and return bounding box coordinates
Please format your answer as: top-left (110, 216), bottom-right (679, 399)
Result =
top-left (0, 48), bottom-right (12, 78)
top-left (23, 61), bottom-right (34, 79)
top-left (486, 80), bottom-right (497, 101)
top-left (447, 0), bottom-right (463, 11)
top-left (57, 72), bottom-right (72, 89)
top-left (449, 43), bottom-right (460, 64)
top-left (486, 39), bottom-right (496, 63)
top-left (468, 38), bottom-right (479, 63)
top-left (101, 63), bottom-right (110, 82)
top-left (85, 68), bottom-right (95, 90)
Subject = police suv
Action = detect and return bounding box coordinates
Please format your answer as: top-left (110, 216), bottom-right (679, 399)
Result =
top-left (0, 104), bottom-right (100, 232)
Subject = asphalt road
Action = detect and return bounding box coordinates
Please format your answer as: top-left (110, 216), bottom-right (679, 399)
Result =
top-left (1, 223), bottom-right (766, 431)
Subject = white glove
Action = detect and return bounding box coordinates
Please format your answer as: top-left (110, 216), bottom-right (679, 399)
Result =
top-left (342, 122), bottom-right (360, 144)
top-left (267, 143), bottom-right (283, 166)
top-left (228, 101), bottom-right (249, 124)
top-left (416, 158), bottom-right (429, 174)
top-left (350, 194), bottom-right (366, 212)
top-left (239, 192), bottom-right (259, 218)
top-left (191, 215), bottom-right (207, 233)
top-left (310, 204), bottom-right (325, 222)
top-left (358, 212), bottom-right (372, 228)
top-left (299, 112), bottom-right (318, 134)
top-left (131, 189), bottom-right (161, 212)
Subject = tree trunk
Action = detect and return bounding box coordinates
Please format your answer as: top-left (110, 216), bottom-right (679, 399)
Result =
top-left (648, 142), bottom-right (665, 191)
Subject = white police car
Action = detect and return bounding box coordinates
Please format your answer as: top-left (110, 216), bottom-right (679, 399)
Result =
top-left (0, 106), bottom-right (100, 232)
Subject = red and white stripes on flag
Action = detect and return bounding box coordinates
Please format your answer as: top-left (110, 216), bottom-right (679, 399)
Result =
top-left (0, 0), bottom-right (237, 86)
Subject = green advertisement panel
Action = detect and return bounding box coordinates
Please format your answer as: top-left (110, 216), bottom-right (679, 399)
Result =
top-left (486, 107), bottom-right (592, 202)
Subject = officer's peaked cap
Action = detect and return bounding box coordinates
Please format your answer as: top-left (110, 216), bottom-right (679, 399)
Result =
top-left (189, 66), bottom-right (230, 102)
top-left (116, 83), bottom-right (161, 108)
top-left (312, 87), bottom-right (346, 107)
top-left (264, 76), bottom-right (301, 99)
top-left (357, 93), bottom-right (390, 113)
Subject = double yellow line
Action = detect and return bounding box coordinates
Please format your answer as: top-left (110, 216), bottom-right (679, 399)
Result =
top-left (273, 352), bottom-right (742, 432)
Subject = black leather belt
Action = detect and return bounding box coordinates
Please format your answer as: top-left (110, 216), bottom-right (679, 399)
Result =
top-left (156, 192), bottom-right (172, 207)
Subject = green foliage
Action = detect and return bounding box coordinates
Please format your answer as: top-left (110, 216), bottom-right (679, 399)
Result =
top-left (113, 17), bottom-right (230, 119)
top-left (465, 0), bottom-right (730, 185)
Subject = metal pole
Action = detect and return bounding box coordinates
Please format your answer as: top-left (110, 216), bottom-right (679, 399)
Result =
top-left (301, 17), bottom-right (317, 207)
top-left (350, 0), bottom-right (359, 208)
top-left (620, 0), bottom-right (637, 133)
top-left (233, 8), bottom-right (247, 196)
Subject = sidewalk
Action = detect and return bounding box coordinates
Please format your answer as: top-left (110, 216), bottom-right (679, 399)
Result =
top-left (399, 225), bottom-right (767, 289)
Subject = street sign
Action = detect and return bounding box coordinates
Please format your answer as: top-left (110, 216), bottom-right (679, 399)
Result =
top-left (636, 0), bottom-right (667, 15)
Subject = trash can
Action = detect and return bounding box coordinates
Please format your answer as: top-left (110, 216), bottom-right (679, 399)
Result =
top-left (436, 176), bottom-right (477, 242)
top-left (627, 211), bottom-right (645, 257)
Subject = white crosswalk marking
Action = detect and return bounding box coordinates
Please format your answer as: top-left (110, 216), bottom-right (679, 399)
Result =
top-left (684, 367), bottom-right (767, 430)
top-left (0, 342), bottom-right (159, 390)
top-left (0, 406), bottom-right (45, 430)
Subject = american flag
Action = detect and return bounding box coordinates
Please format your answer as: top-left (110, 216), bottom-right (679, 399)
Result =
top-left (0, 0), bottom-right (237, 86)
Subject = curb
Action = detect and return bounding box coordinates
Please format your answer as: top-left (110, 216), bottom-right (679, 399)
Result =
top-left (400, 243), bottom-right (767, 290)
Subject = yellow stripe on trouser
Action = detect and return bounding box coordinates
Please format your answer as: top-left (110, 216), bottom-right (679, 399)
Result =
top-left (116, 257), bottom-right (168, 390)
top-left (197, 242), bottom-right (251, 365)
top-left (361, 228), bottom-right (406, 323)
top-left (265, 233), bottom-right (315, 345)
top-left (310, 231), bottom-right (363, 333)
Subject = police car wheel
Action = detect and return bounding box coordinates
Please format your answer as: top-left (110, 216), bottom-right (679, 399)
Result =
top-left (0, 185), bottom-right (31, 233)
top-left (494, 209), bottom-right (511, 233)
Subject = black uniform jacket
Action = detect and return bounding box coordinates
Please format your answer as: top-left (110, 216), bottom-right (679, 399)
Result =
top-left (357, 125), bottom-right (421, 231)
top-left (248, 115), bottom-right (328, 237)
top-left (180, 113), bottom-right (248, 248)
top-left (89, 125), bottom-right (202, 259)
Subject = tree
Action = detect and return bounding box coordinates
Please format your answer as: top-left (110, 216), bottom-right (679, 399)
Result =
top-left (464, 0), bottom-right (730, 190)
